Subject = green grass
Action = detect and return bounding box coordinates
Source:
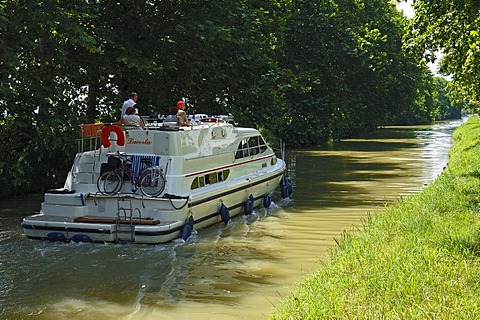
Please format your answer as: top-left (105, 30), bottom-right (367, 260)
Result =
top-left (271, 117), bottom-right (480, 319)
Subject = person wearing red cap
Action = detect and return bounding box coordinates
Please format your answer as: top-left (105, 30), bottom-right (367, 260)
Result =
top-left (176, 100), bottom-right (190, 126)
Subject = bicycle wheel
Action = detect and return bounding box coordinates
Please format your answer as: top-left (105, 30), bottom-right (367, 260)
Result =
top-left (97, 171), bottom-right (123, 195)
top-left (139, 170), bottom-right (166, 197)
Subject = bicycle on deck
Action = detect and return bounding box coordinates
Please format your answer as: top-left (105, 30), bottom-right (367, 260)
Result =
top-left (97, 154), bottom-right (166, 197)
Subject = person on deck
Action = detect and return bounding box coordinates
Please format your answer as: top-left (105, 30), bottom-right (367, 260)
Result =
top-left (117, 105), bottom-right (145, 128)
top-left (121, 92), bottom-right (138, 117)
top-left (164, 106), bottom-right (180, 124)
top-left (176, 100), bottom-right (190, 126)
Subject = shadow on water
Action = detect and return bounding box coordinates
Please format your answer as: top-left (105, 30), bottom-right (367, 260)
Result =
top-left (0, 118), bottom-right (466, 319)
top-left (288, 119), bottom-right (465, 211)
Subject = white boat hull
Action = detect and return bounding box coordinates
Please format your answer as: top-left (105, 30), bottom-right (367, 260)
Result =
top-left (22, 121), bottom-right (289, 244)
top-left (22, 162), bottom-right (285, 244)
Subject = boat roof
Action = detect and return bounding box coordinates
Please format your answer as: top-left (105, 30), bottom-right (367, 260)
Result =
top-left (121, 121), bottom-right (263, 157)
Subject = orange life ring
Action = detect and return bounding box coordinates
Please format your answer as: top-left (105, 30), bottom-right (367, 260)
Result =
top-left (101, 125), bottom-right (125, 147)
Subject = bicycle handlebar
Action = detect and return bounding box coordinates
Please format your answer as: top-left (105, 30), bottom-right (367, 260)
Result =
top-left (108, 153), bottom-right (153, 165)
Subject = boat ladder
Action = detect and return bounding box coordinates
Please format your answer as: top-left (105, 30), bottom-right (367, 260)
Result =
top-left (115, 198), bottom-right (142, 243)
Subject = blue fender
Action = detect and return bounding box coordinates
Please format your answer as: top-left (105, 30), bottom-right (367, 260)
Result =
top-left (281, 184), bottom-right (289, 198)
top-left (263, 194), bottom-right (272, 208)
top-left (244, 195), bottom-right (254, 215)
top-left (220, 204), bottom-right (230, 223)
top-left (46, 232), bottom-right (66, 242)
top-left (286, 177), bottom-right (293, 196)
top-left (182, 224), bottom-right (192, 241)
top-left (281, 177), bottom-right (293, 198)
top-left (188, 215), bottom-right (195, 229)
top-left (71, 234), bottom-right (93, 243)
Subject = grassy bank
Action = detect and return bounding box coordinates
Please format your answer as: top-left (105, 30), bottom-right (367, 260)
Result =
top-left (271, 117), bottom-right (480, 319)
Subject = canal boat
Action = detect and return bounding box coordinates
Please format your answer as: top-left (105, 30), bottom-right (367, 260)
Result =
top-left (21, 118), bottom-right (290, 244)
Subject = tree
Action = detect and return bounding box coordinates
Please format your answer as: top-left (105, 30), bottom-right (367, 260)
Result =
top-left (0, 0), bottom-right (102, 195)
top-left (271, 0), bottom-right (424, 145)
top-left (0, 0), bottom-right (459, 197)
top-left (408, 0), bottom-right (480, 111)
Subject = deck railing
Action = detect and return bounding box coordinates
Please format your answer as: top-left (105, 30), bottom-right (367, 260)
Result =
top-left (77, 123), bottom-right (104, 153)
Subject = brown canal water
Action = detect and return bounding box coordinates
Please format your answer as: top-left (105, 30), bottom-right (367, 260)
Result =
top-left (0, 118), bottom-right (465, 320)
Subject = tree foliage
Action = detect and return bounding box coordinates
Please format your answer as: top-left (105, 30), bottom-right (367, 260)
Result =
top-left (0, 0), bottom-right (458, 196)
top-left (408, 0), bottom-right (480, 111)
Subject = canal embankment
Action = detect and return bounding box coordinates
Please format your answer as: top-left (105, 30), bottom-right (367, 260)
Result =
top-left (271, 116), bottom-right (480, 319)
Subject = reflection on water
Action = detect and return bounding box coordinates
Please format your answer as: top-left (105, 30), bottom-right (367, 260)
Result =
top-left (0, 118), bottom-right (465, 319)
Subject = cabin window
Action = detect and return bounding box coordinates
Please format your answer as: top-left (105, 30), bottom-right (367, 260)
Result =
top-left (242, 139), bottom-right (249, 157)
top-left (191, 176), bottom-right (205, 190)
top-left (218, 170), bottom-right (229, 182)
top-left (258, 136), bottom-right (268, 153)
top-left (190, 169), bottom-right (230, 190)
top-left (222, 169), bottom-right (229, 180)
top-left (191, 177), bottom-right (199, 189)
top-left (209, 172), bottom-right (218, 184)
top-left (248, 136), bottom-right (259, 155)
top-left (234, 136), bottom-right (267, 159)
top-left (235, 142), bottom-right (243, 159)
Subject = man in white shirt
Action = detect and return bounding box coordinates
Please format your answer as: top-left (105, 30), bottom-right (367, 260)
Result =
top-left (121, 92), bottom-right (138, 117)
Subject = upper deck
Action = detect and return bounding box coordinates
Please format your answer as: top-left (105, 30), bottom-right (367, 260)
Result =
top-left (122, 122), bottom-right (261, 158)
top-left (73, 120), bottom-right (282, 195)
